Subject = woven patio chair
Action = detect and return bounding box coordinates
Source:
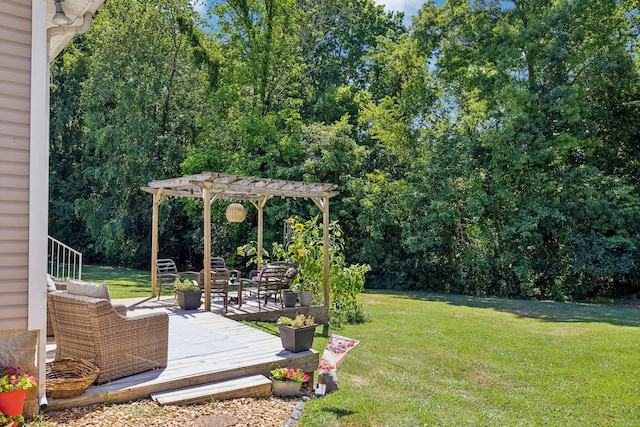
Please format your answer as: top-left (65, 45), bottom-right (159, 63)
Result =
top-left (48, 291), bottom-right (169, 383)
top-left (239, 262), bottom-right (299, 310)
top-left (46, 278), bottom-right (127, 337)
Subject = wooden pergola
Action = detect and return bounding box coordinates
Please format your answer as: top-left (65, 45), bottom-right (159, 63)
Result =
top-left (141, 172), bottom-right (339, 311)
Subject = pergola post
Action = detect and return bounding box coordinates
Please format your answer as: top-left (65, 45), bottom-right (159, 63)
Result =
top-left (202, 186), bottom-right (211, 311)
top-left (151, 189), bottom-right (164, 297)
top-left (250, 196), bottom-right (269, 270)
top-left (322, 196), bottom-right (330, 306)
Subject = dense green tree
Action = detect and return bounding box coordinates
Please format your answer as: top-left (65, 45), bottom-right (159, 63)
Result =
top-left (50, 0), bottom-right (210, 267)
top-left (397, 0), bottom-right (640, 298)
top-left (49, 0), bottom-right (640, 300)
top-left (49, 43), bottom-right (92, 252)
top-left (298, 0), bottom-right (404, 105)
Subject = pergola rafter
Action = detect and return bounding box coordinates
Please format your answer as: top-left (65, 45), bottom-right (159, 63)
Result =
top-left (142, 172), bottom-right (339, 311)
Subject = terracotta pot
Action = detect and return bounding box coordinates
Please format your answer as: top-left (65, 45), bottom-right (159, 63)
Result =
top-left (0, 389), bottom-right (26, 427)
top-left (271, 380), bottom-right (302, 397)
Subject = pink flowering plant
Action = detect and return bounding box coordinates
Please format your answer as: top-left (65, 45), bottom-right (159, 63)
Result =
top-left (269, 367), bottom-right (310, 383)
top-left (0, 366), bottom-right (38, 392)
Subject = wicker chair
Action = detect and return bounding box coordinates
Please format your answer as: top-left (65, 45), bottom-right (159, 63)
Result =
top-left (48, 291), bottom-right (169, 384)
top-left (46, 281), bottom-right (127, 337)
top-left (239, 262), bottom-right (299, 310)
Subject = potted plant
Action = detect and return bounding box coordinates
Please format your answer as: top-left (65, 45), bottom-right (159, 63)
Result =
top-left (296, 281), bottom-right (314, 307)
top-left (282, 289), bottom-right (299, 307)
top-left (0, 366), bottom-right (37, 427)
top-left (277, 314), bottom-right (316, 352)
top-left (174, 278), bottom-right (202, 310)
top-left (0, 411), bottom-right (23, 427)
top-left (269, 367), bottom-right (310, 397)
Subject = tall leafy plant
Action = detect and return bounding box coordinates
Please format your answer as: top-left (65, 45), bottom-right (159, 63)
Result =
top-left (272, 216), bottom-right (370, 325)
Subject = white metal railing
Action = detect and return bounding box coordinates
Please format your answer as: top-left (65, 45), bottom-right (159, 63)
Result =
top-left (47, 235), bottom-right (82, 280)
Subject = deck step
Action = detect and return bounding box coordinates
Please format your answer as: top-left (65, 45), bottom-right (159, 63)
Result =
top-left (151, 374), bottom-right (272, 405)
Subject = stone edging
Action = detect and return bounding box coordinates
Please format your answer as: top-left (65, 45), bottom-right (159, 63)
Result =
top-left (283, 396), bottom-right (310, 426)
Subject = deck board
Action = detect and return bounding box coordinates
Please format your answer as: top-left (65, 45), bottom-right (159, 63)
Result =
top-left (45, 297), bottom-right (320, 410)
top-left (151, 375), bottom-right (272, 405)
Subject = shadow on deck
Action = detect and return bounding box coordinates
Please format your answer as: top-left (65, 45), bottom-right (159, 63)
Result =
top-left (45, 295), bottom-right (322, 410)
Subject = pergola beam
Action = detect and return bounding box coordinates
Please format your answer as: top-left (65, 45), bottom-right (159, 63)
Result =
top-left (145, 172), bottom-right (339, 200)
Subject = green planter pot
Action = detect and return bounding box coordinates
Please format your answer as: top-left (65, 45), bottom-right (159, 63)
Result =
top-left (278, 324), bottom-right (316, 352)
top-left (176, 290), bottom-right (202, 310)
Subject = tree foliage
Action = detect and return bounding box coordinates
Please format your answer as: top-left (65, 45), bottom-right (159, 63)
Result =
top-left (50, 0), bottom-right (640, 300)
top-left (50, 0), bottom-right (210, 267)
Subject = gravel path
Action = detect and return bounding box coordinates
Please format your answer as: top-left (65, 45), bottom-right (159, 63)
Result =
top-left (37, 397), bottom-right (300, 427)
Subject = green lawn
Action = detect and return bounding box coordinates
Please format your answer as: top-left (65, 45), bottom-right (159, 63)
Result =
top-left (81, 264), bottom-right (153, 299)
top-left (81, 266), bottom-right (640, 426)
top-left (297, 291), bottom-right (640, 427)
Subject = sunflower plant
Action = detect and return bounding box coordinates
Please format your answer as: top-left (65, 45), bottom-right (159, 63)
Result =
top-left (274, 216), bottom-right (371, 325)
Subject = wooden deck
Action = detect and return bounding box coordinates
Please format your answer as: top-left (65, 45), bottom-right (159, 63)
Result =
top-left (114, 291), bottom-right (330, 323)
top-left (45, 296), bottom-right (321, 410)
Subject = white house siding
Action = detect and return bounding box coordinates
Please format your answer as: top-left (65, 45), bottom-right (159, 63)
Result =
top-left (0, 0), bottom-right (32, 331)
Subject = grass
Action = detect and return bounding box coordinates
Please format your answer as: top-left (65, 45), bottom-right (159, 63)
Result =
top-left (296, 291), bottom-right (640, 427)
top-left (82, 266), bottom-right (640, 426)
top-left (81, 265), bottom-right (153, 299)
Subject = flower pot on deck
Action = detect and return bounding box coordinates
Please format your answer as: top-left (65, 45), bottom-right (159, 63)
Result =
top-left (176, 290), bottom-right (202, 310)
top-left (282, 291), bottom-right (298, 308)
top-left (298, 290), bottom-right (312, 307)
top-left (278, 324), bottom-right (316, 352)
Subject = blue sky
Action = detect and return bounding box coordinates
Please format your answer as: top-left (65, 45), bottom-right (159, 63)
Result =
top-left (373, 0), bottom-right (439, 22)
top-left (193, 1), bottom-right (444, 26)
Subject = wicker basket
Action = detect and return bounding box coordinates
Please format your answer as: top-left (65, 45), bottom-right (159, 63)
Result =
top-left (46, 358), bottom-right (99, 399)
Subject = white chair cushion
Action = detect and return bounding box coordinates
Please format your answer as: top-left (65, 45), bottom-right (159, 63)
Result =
top-left (46, 274), bottom-right (57, 292)
top-left (66, 279), bottom-right (111, 300)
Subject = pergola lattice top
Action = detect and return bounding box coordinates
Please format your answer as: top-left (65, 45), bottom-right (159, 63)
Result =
top-left (142, 172), bottom-right (339, 201)
top-left (142, 172), bottom-right (338, 311)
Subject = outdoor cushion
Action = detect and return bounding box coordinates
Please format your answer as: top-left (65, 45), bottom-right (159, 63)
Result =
top-left (66, 279), bottom-right (111, 300)
top-left (46, 274), bottom-right (57, 292)
top-left (284, 267), bottom-right (296, 280)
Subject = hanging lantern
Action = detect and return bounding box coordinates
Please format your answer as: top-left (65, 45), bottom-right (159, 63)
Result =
top-left (225, 203), bottom-right (246, 223)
